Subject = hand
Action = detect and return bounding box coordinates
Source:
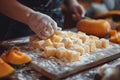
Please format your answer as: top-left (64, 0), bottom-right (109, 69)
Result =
top-left (69, 0), bottom-right (85, 21)
top-left (27, 12), bottom-right (58, 39)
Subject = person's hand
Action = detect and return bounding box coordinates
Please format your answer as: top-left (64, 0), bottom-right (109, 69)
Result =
top-left (68, 0), bottom-right (85, 21)
top-left (27, 12), bottom-right (58, 39)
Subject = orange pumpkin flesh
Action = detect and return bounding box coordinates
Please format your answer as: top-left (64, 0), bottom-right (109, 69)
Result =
top-left (110, 29), bottom-right (120, 44)
top-left (0, 58), bottom-right (14, 78)
top-left (77, 19), bottom-right (111, 37)
top-left (1, 47), bottom-right (32, 65)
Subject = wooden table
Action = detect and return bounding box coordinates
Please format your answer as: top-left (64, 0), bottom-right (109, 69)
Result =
top-left (0, 28), bottom-right (120, 80)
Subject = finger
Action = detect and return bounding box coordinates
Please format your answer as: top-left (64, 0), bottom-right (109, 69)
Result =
top-left (37, 31), bottom-right (47, 39)
top-left (36, 22), bottom-right (50, 38)
top-left (48, 22), bottom-right (54, 35)
top-left (72, 14), bottom-right (79, 21)
top-left (73, 7), bottom-right (81, 17)
top-left (51, 21), bottom-right (58, 31)
top-left (72, 7), bottom-right (81, 21)
top-left (78, 5), bottom-right (85, 17)
top-left (40, 24), bottom-right (53, 38)
top-left (57, 27), bottom-right (62, 31)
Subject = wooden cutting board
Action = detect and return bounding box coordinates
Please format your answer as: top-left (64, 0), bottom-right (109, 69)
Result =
top-left (28, 43), bottom-right (120, 80)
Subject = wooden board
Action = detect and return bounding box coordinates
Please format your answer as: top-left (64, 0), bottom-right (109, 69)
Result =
top-left (29, 43), bottom-right (120, 80)
top-left (1, 37), bottom-right (120, 80)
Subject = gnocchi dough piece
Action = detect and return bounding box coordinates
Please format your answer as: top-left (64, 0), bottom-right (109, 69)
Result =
top-left (69, 45), bottom-right (84, 55)
top-left (53, 42), bottom-right (65, 48)
top-left (79, 35), bottom-right (89, 43)
top-left (85, 41), bottom-right (96, 52)
top-left (62, 38), bottom-right (73, 48)
top-left (81, 44), bottom-right (90, 53)
top-left (42, 39), bottom-right (53, 49)
top-left (73, 39), bottom-right (83, 45)
top-left (31, 40), bottom-right (45, 50)
top-left (44, 46), bottom-right (56, 57)
top-left (95, 40), bottom-right (102, 48)
top-left (51, 35), bottom-right (62, 42)
top-left (65, 50), bottom-right (80, 62)
top-left (101, 39), bottom-right (109, 48)
top-left (56, 47), bottom-right (67, 58)
top-left (89, 35), bottom-right (99, 41)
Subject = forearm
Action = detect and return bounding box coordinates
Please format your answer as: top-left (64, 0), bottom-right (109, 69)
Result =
top-left (0, 0), bottom-right (35, 24)
top-left (64, 0), bottom-right (78, 6)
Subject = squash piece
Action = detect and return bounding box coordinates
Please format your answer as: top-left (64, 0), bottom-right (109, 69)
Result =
top-left (109, 29), bottom-right (120, 44)
top-left (77, 19), bottom-right (111, 37)
top-left (110, 29), bottom-right (118, 37)
top-left (44, 46), bottom-right (56, 57)
top-left (1, 47), bottom-right (32, 65)
top-left (0, 58), bottom-right (14, 78)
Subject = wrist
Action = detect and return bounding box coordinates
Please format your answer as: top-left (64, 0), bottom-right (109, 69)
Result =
top-left (64, 0), bottom-right (78, 6)
top-left (25, 10), bottom-right (36, 25)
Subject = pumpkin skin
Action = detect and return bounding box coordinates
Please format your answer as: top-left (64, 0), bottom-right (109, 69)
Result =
top-left (0, 58), bottom-right (14, 78)
top-left (1, 47), bottom-right (32, 65)
top-left (77, 19), bottom-right (111, 37)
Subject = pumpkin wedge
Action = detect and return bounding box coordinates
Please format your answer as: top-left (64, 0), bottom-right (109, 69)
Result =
top-left (0, 58), bottom-right (14, 78)
top-left (1, 47), bottom-right (32, 65)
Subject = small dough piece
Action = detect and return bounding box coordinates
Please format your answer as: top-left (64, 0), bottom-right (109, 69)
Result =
top-left (73, 39), bottom-right (83, 45)
top-left (95, 40), bottom-right (102, 48)
top-left (101, 39), bottom-right (109, 48)
top-left (53, 42), bottom-right (65, 48)
top-left (77, 31), bottom-right (86, 36)
top-left (81, 44), bottom-right (90, 53)
top-left (30, 35), bottom-right (40, 42)
top-left (65, 50), bottom-right (80, 62)
top-left (51, 35), bottom-right (62, 42)
top-left (67, 31), bottom-right (75, 36)
top-left (44, 46), bottom-right (56, 57)
top-left (62, 38), bottom-right (73, 48)
top-left (69, 45), bottom-right (84, 55)
top-left (89, 35), bottom-right (99, 41)
top-left (89, 42), bottom-right (96, 52)
top-left (31, 40), bottom-right (45, 50)
top-left (70, 37), bottom-right (77, 40)
top-left (79, 35), bottom-right (89, 43)
top-left (57, 31), bottom-right (68, 38)
top-left (54, 30), bottom-right (62, 35)
top-left (56, 47), bottom-right (67, 58)
top-left (86, 41), bottom-right (96, 52)
top-left (42, 39), bottom-right (53, 49)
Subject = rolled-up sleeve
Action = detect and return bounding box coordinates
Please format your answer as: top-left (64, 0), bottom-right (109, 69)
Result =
top-left (103, 0), bottom-right (115, 10)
